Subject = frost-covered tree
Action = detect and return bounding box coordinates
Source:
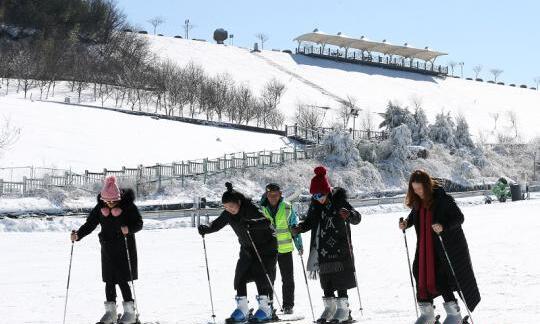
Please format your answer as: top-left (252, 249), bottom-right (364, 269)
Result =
top-left (390, 124), bottom-right (412, 161)
top-left (320, 130), bottom-right (360, 167)
top-left (429, 111), bottom-right (458, 148)
top-left (378, 101), bottom-right (414, 131)
top-left (411, 107), bottom-right (430, 145)
top-left (455, 114), bottom-right (475, 148)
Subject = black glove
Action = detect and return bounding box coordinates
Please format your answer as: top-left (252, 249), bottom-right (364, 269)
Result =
top-left (198, 224), bottom-right (209, 236)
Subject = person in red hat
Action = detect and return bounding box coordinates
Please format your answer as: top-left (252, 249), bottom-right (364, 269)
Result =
top-left (70, 176), bottom-right (143, 324)
top-left (292, 166), bottom-right (361, 323)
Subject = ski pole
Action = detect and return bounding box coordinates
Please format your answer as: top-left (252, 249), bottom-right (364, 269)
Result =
top-left (299, 253), bottom-right (316, 322)
top-left (400, 217), bottom-right (419, 318)
top-left (245, 228), bottom-right (283, 312)
top-left (124, 234), bottom-right (140, 320)
top-left (343, 223), bottom-right (363, 316)
top-left (437, 234), bottom-right (475, 324)
top-left (202, 235), bottom-right (217, 323)
top-left (62, 238), bottom-right (75, 324)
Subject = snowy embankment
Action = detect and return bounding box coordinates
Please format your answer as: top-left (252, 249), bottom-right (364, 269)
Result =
top-left (0, 194), bottom-right (498, 232)
top-left (0, 197), bottom-right (539, 323)
top-left (0, 95), bottom-right (290, 172)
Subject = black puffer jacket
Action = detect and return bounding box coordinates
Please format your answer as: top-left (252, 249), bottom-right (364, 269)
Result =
top-left (203, 197), bottom-right (277, 289)
top-left (204, 197), bottom-right (277, 256)
top-left (77, 188), bottom-right (143, 283)
top-left (406, 187), bottom-right (481, 311)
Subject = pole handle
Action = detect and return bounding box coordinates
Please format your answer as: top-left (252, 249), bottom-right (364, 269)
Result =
top-left (399, 217), bottom-right (406, 233)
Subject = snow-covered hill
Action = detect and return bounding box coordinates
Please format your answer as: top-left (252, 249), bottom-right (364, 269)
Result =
top-left (148, 35), bottom-right (540, 141)
top-left (0, 96), bottom-right (290, 172)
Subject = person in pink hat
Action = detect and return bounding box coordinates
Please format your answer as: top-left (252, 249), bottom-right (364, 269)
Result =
top-left (70, 176), bottom-right (143, 324)
top-left (292, 166), bottom-right (362, 323)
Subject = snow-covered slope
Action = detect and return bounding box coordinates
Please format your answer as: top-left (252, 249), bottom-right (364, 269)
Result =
top-left (0, 96), bottom-right (290, 171)
top-left (148, 35), bottom-right (540, 141)
top-left (1, 198), bottom-right (539, 323)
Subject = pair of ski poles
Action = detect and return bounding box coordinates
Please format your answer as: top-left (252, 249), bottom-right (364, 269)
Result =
top-left (63, 232), bottom-right (139, 324)
top-left (202, 228), bottom-right (319, 323)
top-left (400, 217), bottom-right (475, 324)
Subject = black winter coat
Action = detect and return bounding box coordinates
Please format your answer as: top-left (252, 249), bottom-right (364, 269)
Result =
top-left (76, 189), bottom-right (143, 283)
top-left (406, 187), bottom-right (481, 311)
top-left (204, 198), bottom-right (277, 289)
top-left (298, 187), bottom-right (361, 290)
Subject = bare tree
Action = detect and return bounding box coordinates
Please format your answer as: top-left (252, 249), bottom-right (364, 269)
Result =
top-left (534, 76), bottom-right (540, 90)
top-left (410, 94), bottom-right (423, 110)
top-left (255, 33), bottom-right (269, 50)
top-left (295, 103), bottom-right (324, 129)
top-left (360, 108), bottom-right (374, 133)
top-left (259, 78), bottom-right (286, 128)
top-left (233, 83), bottom-right (256, 125)
top-left (506, 110), bottom-right (519, 139)
top-left (147, 16), bottom-right (165, 35)
top-left (183, 19), bottom-right (195, 39)
top-left (489, 112), bottom-right (500, 132)
top-left (448, 61), bottom-right (457, 76)
top-left (339, 95), bottom-right (358, 128)
top-left (473, 65), bottom-right (483, 79)
top-left (0, 117), bottom-right (21, 152)
top-left (490, 68), bottom-right (503, 82)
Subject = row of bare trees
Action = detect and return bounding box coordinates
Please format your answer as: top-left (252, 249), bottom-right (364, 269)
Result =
top-left (0, 31), bottom-right (287, 129)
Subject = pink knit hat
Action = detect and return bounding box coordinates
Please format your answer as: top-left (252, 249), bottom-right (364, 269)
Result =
top-left (100, 176), bottom-right (121, 201)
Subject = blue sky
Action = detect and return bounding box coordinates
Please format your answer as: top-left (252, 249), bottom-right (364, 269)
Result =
top-left (116, 0), bottom-right (540, 86)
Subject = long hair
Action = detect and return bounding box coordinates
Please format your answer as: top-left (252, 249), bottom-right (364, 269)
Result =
top-left (405, 170), bottom-right (438, 210)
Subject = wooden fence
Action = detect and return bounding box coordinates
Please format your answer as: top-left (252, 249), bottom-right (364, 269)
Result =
top-left (0, 145), bottom-right (320, 197)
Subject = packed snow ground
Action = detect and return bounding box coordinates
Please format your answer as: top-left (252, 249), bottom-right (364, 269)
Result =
top-left (1, 198), bottom-right (539, 323)
top-left (0, 95), bottom-right (290, 172)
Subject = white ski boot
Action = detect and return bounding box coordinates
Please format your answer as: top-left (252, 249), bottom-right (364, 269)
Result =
top-left (227, 296), bottom-right (249, 323)
top-left (415, 302), bottom-right (436, 324)
top-left (118, 300), bottom-right (138, 324)
top-left (442, 301), bottom-right (463, 324)
top-left (251, 295), bottom-right (273, 323)
top-left (330, 297), bottom-right (352, 323)
top-left (97, 301), bottom-right (117, 324)
top-left (317, 297), bottom-right (337, 323)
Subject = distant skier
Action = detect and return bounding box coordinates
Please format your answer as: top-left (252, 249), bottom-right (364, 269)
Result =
top-left (399, 170), bottom-right (480, 324)
top-left (198, 182), bottom-right (278, 323)
top-left (260, 183), bottom-right (304, 314)
top-left (292, 166), bottom-right (361, 323)
top-left (70, 176), bottom-right (143, 324)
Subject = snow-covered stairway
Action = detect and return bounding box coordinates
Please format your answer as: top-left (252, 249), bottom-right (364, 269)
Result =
top-left (252, 52), bottom-right (347, 105)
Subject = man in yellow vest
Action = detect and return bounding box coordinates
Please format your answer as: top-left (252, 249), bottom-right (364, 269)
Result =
top-left (261, 183), bottom-right (303, 315)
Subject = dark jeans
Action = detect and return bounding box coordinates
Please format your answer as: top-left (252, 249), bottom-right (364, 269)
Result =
top-left (277, 252), bottom-right (295, 308)
top-left (105, 282), bottom-right (133, 302)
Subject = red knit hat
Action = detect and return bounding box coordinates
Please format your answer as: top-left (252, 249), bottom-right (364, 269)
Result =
top-left (100, 176), bottom-right (121, 201)
top-left (310, 166), bottom-right (331, 195)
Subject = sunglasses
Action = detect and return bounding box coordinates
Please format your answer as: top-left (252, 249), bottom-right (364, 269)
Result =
top-left (312, 193), bottom-right (325, 200)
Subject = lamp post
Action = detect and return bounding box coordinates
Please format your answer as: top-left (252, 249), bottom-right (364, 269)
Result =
top-left (350, 108), bottom-right (360, 139)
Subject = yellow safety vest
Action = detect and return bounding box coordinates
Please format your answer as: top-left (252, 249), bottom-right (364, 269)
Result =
top-left (263, 201), bottom-right (294, 254)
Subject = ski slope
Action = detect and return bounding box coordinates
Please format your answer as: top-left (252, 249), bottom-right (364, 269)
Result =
top-left (1, 197), bottom-right (538, 323)
top-left (0, 96), bottom-right (290, 172)
top-left (149, 35), bottom-right (540, 141)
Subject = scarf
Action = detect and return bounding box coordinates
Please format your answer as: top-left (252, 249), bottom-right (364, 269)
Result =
top-left (418, 206), bottom-right (438, 299)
